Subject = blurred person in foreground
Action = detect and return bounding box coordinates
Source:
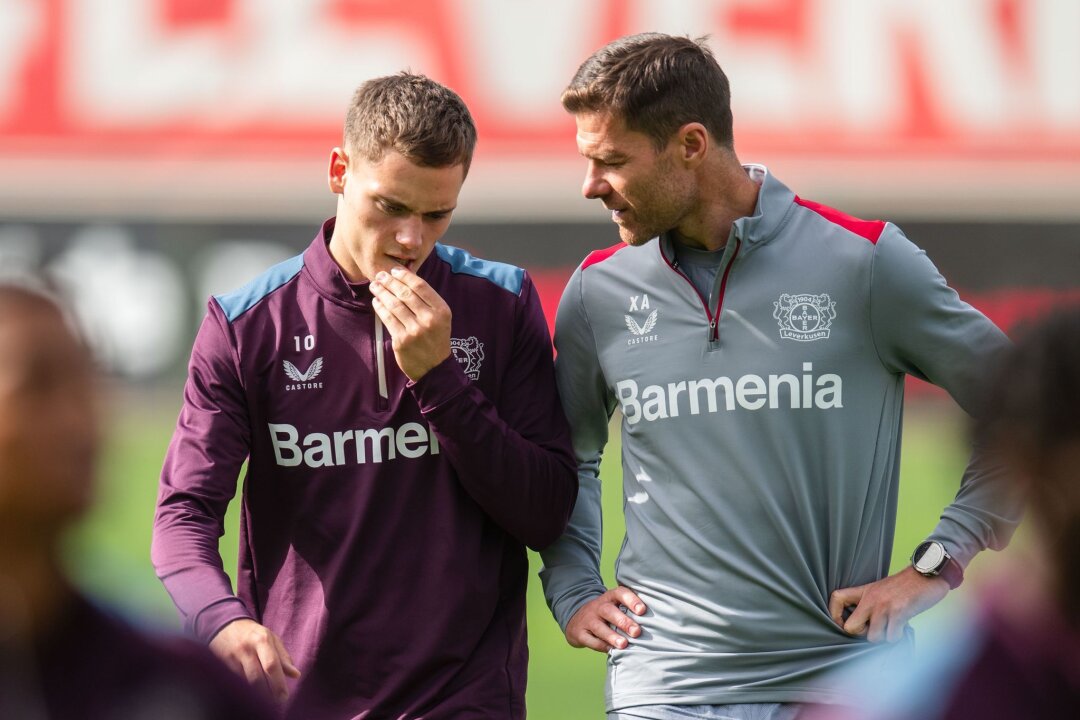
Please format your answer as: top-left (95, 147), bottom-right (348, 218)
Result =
top-left (540, 33), bottom-right (1022, 719)
top-left (0, 284), bottom-right (268, 719)
top-left (151, 73), bottom-right (577, 719)
top-left (807, 306), bottom-right (1080, 719)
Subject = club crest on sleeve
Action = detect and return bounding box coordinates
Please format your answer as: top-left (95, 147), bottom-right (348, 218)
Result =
top-left (284, 357), bottom-right (324, 390)
top-left (773, 293), bottom-right (836, 342)
top-left (451, 336), bottom-right (485, 381)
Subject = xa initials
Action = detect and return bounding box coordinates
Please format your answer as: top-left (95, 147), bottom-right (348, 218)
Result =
top-left (629, 294), bottom-right (651, 312)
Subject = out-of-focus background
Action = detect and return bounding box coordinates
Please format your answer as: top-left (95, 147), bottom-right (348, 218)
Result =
top-left (1, 1), bottom-right (1077, 717)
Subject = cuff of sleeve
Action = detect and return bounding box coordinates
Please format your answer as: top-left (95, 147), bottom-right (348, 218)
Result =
top-left (194, 597), bottom-right (255, 643)
top-left (408, 355), bottom-right (471, 414)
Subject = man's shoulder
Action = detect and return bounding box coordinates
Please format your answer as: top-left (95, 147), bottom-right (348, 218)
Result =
top-left (580, 241), bottom-right (633, 272)
top-left (789, 195), bottom-right (890, 246)
top-left (213, 252), bottom-right (306, 324)
top-left (432, 243), bottom-right (526, 297)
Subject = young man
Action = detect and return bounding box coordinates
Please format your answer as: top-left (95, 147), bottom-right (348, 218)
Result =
top-left (540, 34), bottom-right (1021, 719)
top-left (152, 74), bottom-right (577, 719)
top-left (0, 285), bottom-right (268, 720)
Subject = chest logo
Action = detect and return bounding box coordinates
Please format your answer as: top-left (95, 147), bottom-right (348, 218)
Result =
top-left (773, 293), bottom-right (836, 342)
top-left (625, 309), bottom-right (658, 337)
top-left (451, 336), bottom-right (485, 381)
top-left (284, 357), bottom-right (324, 390)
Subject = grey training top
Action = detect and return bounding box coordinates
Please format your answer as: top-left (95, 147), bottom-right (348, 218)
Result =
top-left (540, 167), bottom-right (1020, 711)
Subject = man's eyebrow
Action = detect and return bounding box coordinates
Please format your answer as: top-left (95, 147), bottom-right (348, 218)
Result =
top-left (579, 147), bottom-right (628, 162)
top-left (373, 192), bottom-right (455, 215)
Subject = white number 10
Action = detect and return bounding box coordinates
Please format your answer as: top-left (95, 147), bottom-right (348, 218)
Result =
top-left (294, 334), bottom-right (315, 351)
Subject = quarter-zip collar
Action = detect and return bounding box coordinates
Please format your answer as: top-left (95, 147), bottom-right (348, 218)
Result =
top-left (655, 165), bottom-right (793, 262)
top-left (302, 217), bottom-right (441, 311)
top-left (730, 164), bottom-right (797, 250)
top-left (655, 164), bottom-right (796, 345)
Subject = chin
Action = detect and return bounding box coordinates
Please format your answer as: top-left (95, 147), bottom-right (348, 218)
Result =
top-left (619, 227), bottom-right (653, 247)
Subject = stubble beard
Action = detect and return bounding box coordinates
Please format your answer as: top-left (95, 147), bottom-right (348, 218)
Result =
top-left (618, 224), bottom-right (654, 247)
top-left (617, 156), bottom-right (693, 247)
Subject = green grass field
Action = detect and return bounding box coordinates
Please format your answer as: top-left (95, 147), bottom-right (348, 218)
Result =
top-left (64, 387), bottom-right (991, 718)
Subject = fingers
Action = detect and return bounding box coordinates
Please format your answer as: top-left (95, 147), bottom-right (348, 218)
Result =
top-left (885, 617), bottom-right (907, 644)
top-left (385, 265), bottom-right (444, 307)
top-left (832, 573), bottom-right (932, 643)
top-left (369, 267), bottom-right (451, 381)
top-left (371, 296), bottom-right (408, 337)
top-left (843, 601), bottom-right (872, 637)
top-left (611, 586), bottom-right (647, 616)
top-left (209, 620), bottom-right (299, 703)
top-left (566, 587), bottom-right (648, 654)
top-left (255, 635), bottom-right (290, 702)
top-left (568, 611), bottom-right (627, 652)
top-left (829, 586), bottom-right (863, 628)
top-left (274, 635), bottom-right (302, 679)
top-left (370, 267), bottom-right (447, 320)
top-left (568, 622), bottom-right (620, 653)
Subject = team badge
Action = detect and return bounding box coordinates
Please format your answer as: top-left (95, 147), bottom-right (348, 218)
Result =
top-left (773, 293), bottom-right (836, 342)
top-left (451, 336), bottom-right (485, 381)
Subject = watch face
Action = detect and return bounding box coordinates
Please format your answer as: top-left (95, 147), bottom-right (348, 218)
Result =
top-left (914, 542), bottom-right (947, 573)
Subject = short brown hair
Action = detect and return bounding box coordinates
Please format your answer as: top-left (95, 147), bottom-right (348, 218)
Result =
top-left (562, 33), bottom-right (734, 151)
top-left (344, 73), bottom-right (477, 175)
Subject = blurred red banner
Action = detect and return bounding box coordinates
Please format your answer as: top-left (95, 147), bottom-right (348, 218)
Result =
top-left (2, 0), bottom-right (1079, 162)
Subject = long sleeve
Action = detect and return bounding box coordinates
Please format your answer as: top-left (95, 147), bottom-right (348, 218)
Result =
top-left (869, 227), bottom-right (1023, 566)
top-left (409, 272), bottom-right (578, 551)
top-left (539, 267), bottom-right (615, 632)
top-left (151, 301), bottom-right (254, 642)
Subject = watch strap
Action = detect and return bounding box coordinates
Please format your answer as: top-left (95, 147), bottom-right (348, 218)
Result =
top-left (938, 556), bottom-right (964, 590)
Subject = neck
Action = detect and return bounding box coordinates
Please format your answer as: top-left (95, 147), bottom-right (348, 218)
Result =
top-left (674, 153), bottom-right (760, 251)
top-left (327, 212), bottom-right (365, 283)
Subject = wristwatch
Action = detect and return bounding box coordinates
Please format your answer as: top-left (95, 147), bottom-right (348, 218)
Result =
top-left (911, 540), bottom-right (964, 589)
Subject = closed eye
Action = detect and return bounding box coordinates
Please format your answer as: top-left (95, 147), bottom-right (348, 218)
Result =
top-left (378, 199), bottom-right (407, 216)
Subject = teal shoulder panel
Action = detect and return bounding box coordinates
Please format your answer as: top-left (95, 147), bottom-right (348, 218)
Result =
top-left (434, 244), bottom-right (524, 296)
top-left (214, 253), bottom-right (305, 322)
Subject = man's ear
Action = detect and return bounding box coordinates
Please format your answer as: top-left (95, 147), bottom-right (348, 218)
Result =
top-left (328, 147), bottom-right (348, 194)
top-left (677, 123), bottom-right (709, 169)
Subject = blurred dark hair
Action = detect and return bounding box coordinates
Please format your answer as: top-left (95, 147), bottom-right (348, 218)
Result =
top-left (561, 33), bottom-right (734, 152)
top-left (978, 305), bottom-right (1080, 623)
top-left (343, 72), bottom-right (477, 175)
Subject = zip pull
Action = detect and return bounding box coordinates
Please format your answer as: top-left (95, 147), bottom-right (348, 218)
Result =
top-left (374, 316), bottom-right (389, 402)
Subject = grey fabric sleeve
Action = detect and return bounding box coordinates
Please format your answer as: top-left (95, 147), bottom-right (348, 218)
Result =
top-left (869, 227), bottom-right (1023, 567)
top-left (539, 266), bottom-right (615, 631)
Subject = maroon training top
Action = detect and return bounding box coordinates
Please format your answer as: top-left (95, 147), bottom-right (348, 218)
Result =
top-left (152, 219), bottom-right (577, 719)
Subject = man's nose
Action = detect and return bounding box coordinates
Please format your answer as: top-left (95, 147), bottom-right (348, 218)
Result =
top-left (582, 164), bottom-right (610, 200)
top-left (396, 215), bottom-right (423, 249)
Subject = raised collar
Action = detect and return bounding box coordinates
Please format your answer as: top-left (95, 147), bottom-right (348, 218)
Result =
top-left (730, 164), bottom-right (796, 248)
top-left (302, 217), bottom-right (440, 310)
top-left (657, 165), bottom-right (796, 261)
